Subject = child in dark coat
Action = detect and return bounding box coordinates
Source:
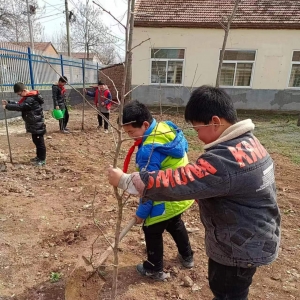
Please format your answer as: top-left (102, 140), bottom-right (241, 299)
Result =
top-left (2, 82), bottom-right (46, 166)
top-left (52, 76), bottom-right (69, 133)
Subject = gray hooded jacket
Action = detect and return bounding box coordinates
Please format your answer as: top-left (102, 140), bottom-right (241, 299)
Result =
top-left (127, 119), bottom-right (281, 268)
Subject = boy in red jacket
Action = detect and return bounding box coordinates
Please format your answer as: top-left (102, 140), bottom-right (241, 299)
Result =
top-left (84, 80), bottom-right (112, 133)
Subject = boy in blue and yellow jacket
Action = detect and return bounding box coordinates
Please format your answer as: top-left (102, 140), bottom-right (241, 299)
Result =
top-left (109, 86), bottom-right (281, 299)
top-left (122, 100), bottom-right (194, 281)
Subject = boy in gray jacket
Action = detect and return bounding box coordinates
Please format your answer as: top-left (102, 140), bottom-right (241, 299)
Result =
top-left (108, 85), bottom-right (281, 300)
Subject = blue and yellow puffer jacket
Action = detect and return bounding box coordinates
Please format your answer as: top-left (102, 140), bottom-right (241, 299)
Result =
top-left (136, 119), bottom-right (194, 226)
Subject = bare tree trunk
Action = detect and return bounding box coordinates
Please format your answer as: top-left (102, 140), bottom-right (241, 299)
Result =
top-left (111, 1), bottom-right (135, 298)
top-left (82, 0), bottom-right (89, 130)
top-left (216, 0), bottom-right (242, 87)
top-left (297, 115), bottom-right (300, 126)
top-left (125, 0), bottom-right (135, 103)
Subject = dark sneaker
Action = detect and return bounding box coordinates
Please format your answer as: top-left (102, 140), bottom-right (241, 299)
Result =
top-left (136, 264), bottom-right (170, 281)
top-left (34, 160), bottom-right (46, 167)
top-left (61, 130), bottom-right (70, 134)
top-left (97, 126), bottom-right (102, 129)
top-left (64, 128), bottom-right (70, 131)
top-left (30, 157), bottom-right (39, 163)
top-left (178, 253), bottom-right (194, 268)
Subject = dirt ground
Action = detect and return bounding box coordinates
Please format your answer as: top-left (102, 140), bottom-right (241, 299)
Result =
top-left (0, 107), bottom-right (299, 300)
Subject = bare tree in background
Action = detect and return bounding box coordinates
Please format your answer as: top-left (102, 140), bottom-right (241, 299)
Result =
top-left (216, 0), bottom-right (242, 87)
top-left (50, 29), bottom-right (69, 52)
top-left (0, 7), bottom-right (12, 32)
top-left (94, 44), bottom-right (119, 64)
top-left (71, 1), bottom-right (118, 62)
top-left (0, 0), bottom-right (44, 43)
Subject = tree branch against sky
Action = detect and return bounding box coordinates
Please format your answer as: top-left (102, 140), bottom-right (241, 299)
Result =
top-left (50, 29), bottom-right (69, 52)
top-left (70, 0), bottom-right (120, 63)
top-left (0, 0), bottom-right (44, 43)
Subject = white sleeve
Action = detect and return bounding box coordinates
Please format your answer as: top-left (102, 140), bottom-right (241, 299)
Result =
top-left (118, 173), bottom-right (140, 195)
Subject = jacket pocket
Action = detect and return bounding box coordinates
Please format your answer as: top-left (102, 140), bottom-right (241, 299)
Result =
top-left (150, 203), bottom-right (165, 218)
top-left (237, 266), bottom-right (256, 281)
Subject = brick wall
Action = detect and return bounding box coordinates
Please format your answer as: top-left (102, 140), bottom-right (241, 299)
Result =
top-left (98, 63), bottom-right (124, 101)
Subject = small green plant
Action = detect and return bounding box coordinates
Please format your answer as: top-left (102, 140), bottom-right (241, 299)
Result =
top-left (283, 209), bottom-right (295, 215)
top-left (50, 272), bottom-right (62, 283)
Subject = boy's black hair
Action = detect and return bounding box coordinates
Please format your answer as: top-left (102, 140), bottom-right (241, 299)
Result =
top-left (122, 100), bottom-right (153, 128)
top-left (185, 85), bottom-right (238, 124)
top-left (58, 76), bottom-right (68, 83)
top-left (98, 80), bottom-right (105, 85)
top-left (13, 82), bottom-right (26, 93)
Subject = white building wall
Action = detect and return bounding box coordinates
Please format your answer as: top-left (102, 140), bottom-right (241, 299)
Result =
top-left (132, 27), bottom-right (299, 89)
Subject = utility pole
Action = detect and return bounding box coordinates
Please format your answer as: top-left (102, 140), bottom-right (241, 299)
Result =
top-left (65, 0), bottom-right (71, 56)
top-left (25, 0), bottom-right (34, 52)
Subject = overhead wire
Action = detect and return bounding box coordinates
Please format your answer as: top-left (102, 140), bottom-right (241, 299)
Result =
top-left (68, 0), bottom-right (125, 43)
top-left (36, 13), bottom-right (64, 20)
top-left (42, 6), bottom-right (65, 15)
top-left (42, 16), bottom-right (64, 24)
top-left (39, 0), bottom-right (65, 12)
top-left (36, 0), bottom-right (65, 21)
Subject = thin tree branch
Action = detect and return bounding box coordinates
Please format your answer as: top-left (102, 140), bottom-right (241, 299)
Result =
top-left (147, 37), bottom-right (163, 115)
top-left (218, 21), bottom-right (227, 31)
top-left (190, 64), bottom-right (198, 93)
top-left (129, 37), bottom-right (150, 52)
top-left (92, 0), bottom-right (126, 30)
top-left (111, 0), bottom-right (135, 297)
top-left (216, 0), bottom-right (242, 87)
top-left (121, 124), bottom-right (226, 142)
top-left (124, 83), bottom-right (144, 98)
top-left (99, 70), bottom-right (121, 104)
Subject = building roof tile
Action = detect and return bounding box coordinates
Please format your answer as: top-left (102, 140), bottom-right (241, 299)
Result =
top-left (134, 0), bottom-right (300, 29)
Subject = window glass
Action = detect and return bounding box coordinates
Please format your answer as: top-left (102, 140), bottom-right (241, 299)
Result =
top-left (151, 61), bottom-right (166, 83)
top-left (220, 50), bottom-right (255, 87)
top-left (151, 49), bottom-right (185, 59)
top-left (289, 64), bottom-right (300, 87)
top-left (150, 49), bottom-right (185, 84)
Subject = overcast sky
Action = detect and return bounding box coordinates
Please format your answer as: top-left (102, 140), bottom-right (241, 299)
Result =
top-left (36, 0), bottom-right (127, 53)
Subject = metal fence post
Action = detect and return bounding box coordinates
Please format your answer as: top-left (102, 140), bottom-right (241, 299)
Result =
top-left (82, 59), bottom-right (85, 84)
top-left (97, 62), bottom-right (99, 81)
top-left (60, 54), bottom-right (64, 77)
top-left (27, 47), bottom-right (34, 89)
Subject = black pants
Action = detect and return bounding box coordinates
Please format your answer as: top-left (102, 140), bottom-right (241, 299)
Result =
top-left (97, 112), bottom-right (109, 130)
top-left (59, 107), bottom-right (69, 131)
top-left (208, 258), bottom-right (257, 300)
top-left (142, 214), bottom-right (193, 272)
top-left (31, 134), bottom-right (46, 161)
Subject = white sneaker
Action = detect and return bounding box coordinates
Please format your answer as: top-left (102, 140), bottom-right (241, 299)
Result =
top-left (104, 129), bottom-right (108, 133)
